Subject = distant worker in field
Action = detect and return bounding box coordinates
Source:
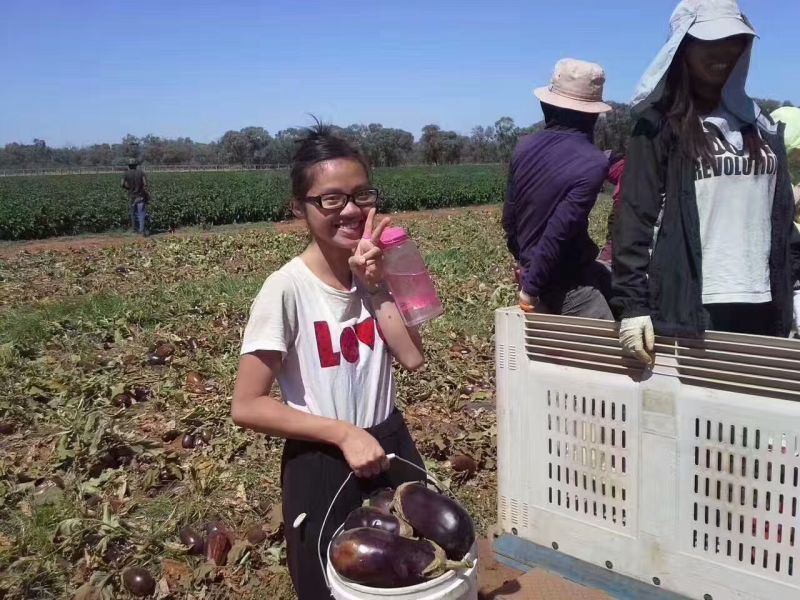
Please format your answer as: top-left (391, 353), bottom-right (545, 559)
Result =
top-left (503, 58), bottom-right (613, 318)
top-left (121, 158), bottom-right (150, 236)
top-left (612, 0), bottom-right (800, 364)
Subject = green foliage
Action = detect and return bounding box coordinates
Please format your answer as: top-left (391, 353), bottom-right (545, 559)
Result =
top-left (755, 98), bottom-right (795, 115)
top-left (789, 150), bottom-right (800, 180)
top-left (0, 165), bottom-right (505, 240)
top-left (376, 164), bottom-right (504, 212)
top-left (3, 98), bottom-right (796, 171)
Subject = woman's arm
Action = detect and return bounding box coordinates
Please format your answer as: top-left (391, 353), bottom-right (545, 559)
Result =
top-left (521, 163), bottom-right (607, 297)
top-left (368, 288), bottom-right (424, 371)
top-left (231, 351), bottom-right (389, 478)
top-left (611, 119), bottom-right (666, 320)
top-left (349, 208), bottom-right (425, 371)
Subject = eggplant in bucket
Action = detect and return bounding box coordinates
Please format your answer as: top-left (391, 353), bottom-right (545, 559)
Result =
top-left (364, 487), bottom-right (395, 513)
top-left (321, 453), bottom-right (477, 594)
top-left (392, 482), bottom-right (475, 560)
top-left (343, 505), bottom-right (413, 537)
top-left (330, 527), bottom-right (471, 588)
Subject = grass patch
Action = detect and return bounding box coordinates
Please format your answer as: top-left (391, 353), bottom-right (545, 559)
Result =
top-left (0, 275), bottom-right (262, 353)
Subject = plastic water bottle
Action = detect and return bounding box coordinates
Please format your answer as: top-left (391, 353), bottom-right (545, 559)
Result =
top-left (379, 227), bottom-right (444, 327)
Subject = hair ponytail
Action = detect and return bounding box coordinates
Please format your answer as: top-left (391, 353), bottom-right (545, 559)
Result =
top-left (290, 117), bottom-right (369, 199)
top-left (742, 125), bottom-right (770, 169)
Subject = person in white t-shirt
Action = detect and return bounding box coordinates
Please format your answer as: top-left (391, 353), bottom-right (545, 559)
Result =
top-left (231, 123), bottom-right (427, 599)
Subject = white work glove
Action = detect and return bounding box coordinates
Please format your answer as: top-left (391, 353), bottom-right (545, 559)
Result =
top-left (619, 316), bottom-right (655, 365)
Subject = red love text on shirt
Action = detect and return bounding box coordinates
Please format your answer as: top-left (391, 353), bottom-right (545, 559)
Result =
top-left (314, 318), bottom-right (380, 368)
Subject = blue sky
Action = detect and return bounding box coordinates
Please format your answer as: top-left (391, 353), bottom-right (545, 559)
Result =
top-left (1, 0), bottom-right (797, 147)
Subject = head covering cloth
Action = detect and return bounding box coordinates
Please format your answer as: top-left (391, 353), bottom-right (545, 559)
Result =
top-left (631, 0), bottom-right (775, 151)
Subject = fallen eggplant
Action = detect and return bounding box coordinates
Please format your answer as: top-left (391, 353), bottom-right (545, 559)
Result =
top-left (343, 506), bottom-right (412, 537)
top-left (178, 525), bottom-right (204, 555)
top-left (330, 527), bottom-right (470, 588)
top-left (122, 567), bottom-right (156, 597)
top-left (363, 487), bottom-right (395, 513)
top-left (392, 482), bottom-right (475, 560)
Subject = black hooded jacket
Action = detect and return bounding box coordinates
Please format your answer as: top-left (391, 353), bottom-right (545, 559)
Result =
top-left (611, 110), bottom-right (800, 337)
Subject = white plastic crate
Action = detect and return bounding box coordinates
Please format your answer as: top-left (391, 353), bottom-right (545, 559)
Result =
top-left (495, 308), bottom-right (800, 600)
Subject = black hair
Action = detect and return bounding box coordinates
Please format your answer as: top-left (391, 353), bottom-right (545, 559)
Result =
top-left (660, 38), bottom-right (768, 165)
top-left (290, 118), bottom-right (370, 199)
top-left (541, 102), bottom-right (600, 137)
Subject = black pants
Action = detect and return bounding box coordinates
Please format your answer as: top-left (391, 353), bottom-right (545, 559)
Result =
top-left (705, 302), bottom-right (776, 336)
top-left (281, 410), bottom-right (425, 600)
top-left (540, 261), bottom-right (614, 320)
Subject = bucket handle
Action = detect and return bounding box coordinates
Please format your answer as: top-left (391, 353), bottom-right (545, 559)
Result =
top-left (317, 453), bottom-right (450, 594)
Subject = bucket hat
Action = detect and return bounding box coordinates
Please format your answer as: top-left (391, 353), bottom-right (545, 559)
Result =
top-left (534, 58), bottom-right (611, 114)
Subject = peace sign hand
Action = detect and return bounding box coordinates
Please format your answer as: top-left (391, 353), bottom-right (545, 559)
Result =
top-left (349, 208), bottom-right (390, 290)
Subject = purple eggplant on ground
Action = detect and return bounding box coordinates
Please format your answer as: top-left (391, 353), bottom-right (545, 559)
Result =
top-left (392, 482), bottom-right (475, 560)
top-left (330, 527), bottom-right (470, 588)
top-left (343, 506), bottom-right (413, 537)
top-left (178, 526), bottom-right (204, 555)
top-left (122, 567), bottom-right (156, 597)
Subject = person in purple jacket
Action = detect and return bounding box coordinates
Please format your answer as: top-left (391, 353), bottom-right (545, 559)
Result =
top-left (504, 58), bottom-right (614, 318)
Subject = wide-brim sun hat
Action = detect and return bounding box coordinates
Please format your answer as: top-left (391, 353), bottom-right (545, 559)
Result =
top-left (688, 0), bottom-right (756, 41)
top-left (534, 58), bottom-right (612, 114)
top-left (630, 0), bottom-right (772, 143)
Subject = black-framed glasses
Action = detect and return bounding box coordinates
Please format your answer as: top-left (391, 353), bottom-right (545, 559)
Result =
top-left (302, 188), bottom-right (379, 211)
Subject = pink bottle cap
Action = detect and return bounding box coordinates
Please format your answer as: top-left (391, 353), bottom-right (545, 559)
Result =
top-left (379, 227), bottom-right (409, 248)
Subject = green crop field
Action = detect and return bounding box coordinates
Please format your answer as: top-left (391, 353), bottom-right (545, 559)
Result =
top-left (0, 165), bottom-right (506, 240)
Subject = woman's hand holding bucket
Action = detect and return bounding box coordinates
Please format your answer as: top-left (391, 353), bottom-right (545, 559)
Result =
top-left (336, 423), bottom-right (390, 478)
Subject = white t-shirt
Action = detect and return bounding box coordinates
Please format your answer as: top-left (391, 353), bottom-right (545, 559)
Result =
top-left (693, 129), bottom-right (777, 305)
top-left (240, 257), bottom-right (395, 428)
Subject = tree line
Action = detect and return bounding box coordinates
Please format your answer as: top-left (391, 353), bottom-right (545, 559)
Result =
top-left (1, 99), bottom-right (793, 170)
